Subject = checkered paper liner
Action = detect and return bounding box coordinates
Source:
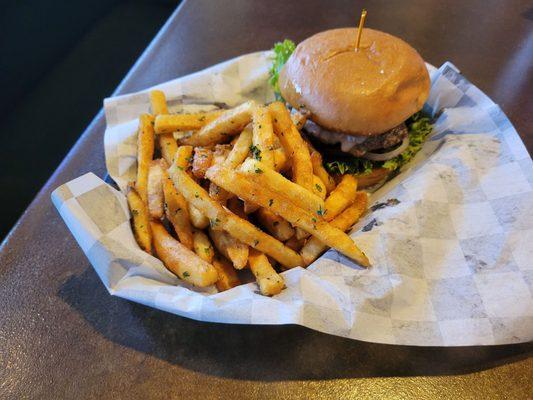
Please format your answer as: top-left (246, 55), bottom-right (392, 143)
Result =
top-left (52, 52), bottom-right (533, 346)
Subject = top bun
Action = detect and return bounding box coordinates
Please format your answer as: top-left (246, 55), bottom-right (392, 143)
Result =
top-left (279, 28), bottom-right (430, 136)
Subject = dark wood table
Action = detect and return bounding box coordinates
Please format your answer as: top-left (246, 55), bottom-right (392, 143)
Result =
top-left (1, 1), bottom-right (532, 398)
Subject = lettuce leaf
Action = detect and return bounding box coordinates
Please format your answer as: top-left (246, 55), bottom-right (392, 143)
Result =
top-left (325, 112), bottom-right (433, 175)
top-left (269, 39), bottom-right (296, 98)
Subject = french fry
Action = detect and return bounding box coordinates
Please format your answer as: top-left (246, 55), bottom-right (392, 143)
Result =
top-left (324, 174), bottom-right (358, 221)
top-left (206, 165), bottom-right (369, 267)
top-left (252, 106), bottom-right (275, 168)
top-left (192, 229), bottom-right (214, 263)
top-left (136, 114), bottom-right (155, 203)
top-left (248, 249), bottom-right (285, 296)
top-left (213, 144), bottom-right (232, 163)
top-left (209, 182), bottom-right (232, 203)
top-left (159, 134), bottom-right (178, 166)
top-left (273, 147), bottom-right (288, 172)
top-left (256, 208), bottom-right (295, 241)
top-left (188, 203), bottom-right (210, 229)
top-left (290, 109), bottom-right (309, 130)
top-left (238, 158), bottom-right (324, 214)
top-left (208, 145), bottom-right (232, 202)
top-left (174, 145), bottom-right (194, 170)
top-left (126, 185), bottom-right (152, 254)
top-left (180, 101), bottom-right (256, 146)
top-left (154, 111), bottom-right (223, 134)
top-left (309, 147), bottom-right (336, 193)
top-left (173, 145), bottom-right (208, 227)
top-left (224, 127), bottom-right (253, 168)
top-left (301, 192), bottom-right (368, 265)
top-left (294, 175), bottom-right (327, 241)
top-left (149, 90), bottom-right (168, 115)
top-left (147, 159), bottom-right (165, 219)
top-left (170, 165), bottom-right (303, 268)
top-left (284, 236), bottom-right (305, 252)
top-left (162, 169), bottom-right (194, 249)
top-left (192, 147), bottom-right (213, 179)
top-left (150, 90), bottom-right (178, 164)
top-left (312, 175), bottom-right (327, 200)
top-left (209, 228), bottom-right (249, 269)
top-left (269, 102), bottom-right (313, 191)
top-left (212, 256), bottom-right (241, 291)
top-left (151, 221), bottom-right (218, 287)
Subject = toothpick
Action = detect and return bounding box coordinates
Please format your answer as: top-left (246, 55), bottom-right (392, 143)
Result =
top-left (355, 9), bottom-right (367, 51)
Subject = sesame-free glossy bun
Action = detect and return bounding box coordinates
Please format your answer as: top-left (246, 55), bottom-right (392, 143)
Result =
top-left (279, 28), bottom-right (430, 136)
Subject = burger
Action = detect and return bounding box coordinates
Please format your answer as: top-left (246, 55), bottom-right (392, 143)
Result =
top-left (269, 28), bottom-right (433, 189)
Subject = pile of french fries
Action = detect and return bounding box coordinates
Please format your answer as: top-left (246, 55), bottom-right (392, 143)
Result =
top-left (126, 90), bottom-right (370, 296)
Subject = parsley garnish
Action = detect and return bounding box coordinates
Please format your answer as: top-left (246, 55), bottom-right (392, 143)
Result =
top-left (250, 144), bottom-right (262, 161)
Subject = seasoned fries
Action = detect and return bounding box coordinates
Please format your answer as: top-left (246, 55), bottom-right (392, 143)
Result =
top-left (324, 174), bottom-right (358, 221)
top-left (209, 228), bottom-right (249, 269)
top-left (272, 147), bottom-right (288, 172)
top-left (302, 192), bottom-right (368, 265)
top-left (269, 101), bottom-right (314, 191)
top-left (159, 133), bottom-right (178, 166)
top-left (252, 106), bottom-right (275, 167)
top-left (126, 99), bottom-right (370, 294)
top-left (193, 229), bottom-right (214, 263)
top-left (224, 127), bottom-right (253, 168)
top-left (174, 145), bottom-right (209, 228)
top-left (312, 175), bottom-right (327, 200)
top-left (192, 147), bottom-right (213, 179)
top-left (136, 114), bottom-right (155, 203)
top-left (212, 256), bottom-right (241, 291)
top-left (147, 159), bottom-right (165, 219)
top-left (180, 101), bottom-right (256, 146)
top-left (248, 249), bottom-right (285, 296)
top-left (309, 147), bottom-right (335, 193)
top-left (290, 109), bottom-right (309, 130)
top-left (150, 90), bottom-right (178, 165)
top-left (170, 165), bottom-right (303, 268)
top-left (162, 168), bottom-right (194, 249)
top-left (174, 145), bottom-right (194, 170)
top-left (239, 158), bottom-right (324, 214)
top-left (256, 208), bottom-right (295, 241)
top-left (151, 221), bottom-right (218, 287)
top-left (154, 111), bottom-right (223, 134)
top-left (206, 164), bottom-right (370, 267)
top-left (126, 185), bottom-right (152, 254)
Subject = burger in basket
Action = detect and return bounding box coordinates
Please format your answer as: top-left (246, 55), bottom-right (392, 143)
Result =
top-left (270, 27), bottom-right (433, 189)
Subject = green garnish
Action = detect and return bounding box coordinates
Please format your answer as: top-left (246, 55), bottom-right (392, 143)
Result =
top-left (269, 39), bottom-right (296, 99)
top-left (250, 144), bottom-right (262, 161)
top-left (325, 112), bottom-right (433, 176)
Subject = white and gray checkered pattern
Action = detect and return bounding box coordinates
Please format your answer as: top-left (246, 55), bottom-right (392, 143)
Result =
top-left (52, 53), bottom-right (533, 346)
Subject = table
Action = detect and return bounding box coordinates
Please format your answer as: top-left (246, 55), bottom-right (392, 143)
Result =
top-left (1, 1), bottom-right (531, 398)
